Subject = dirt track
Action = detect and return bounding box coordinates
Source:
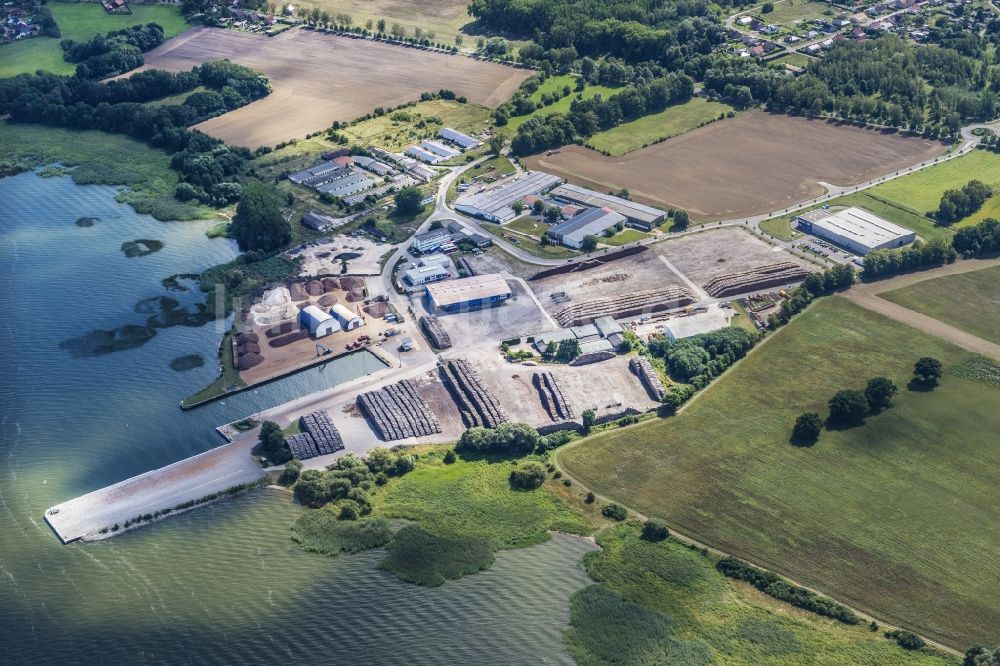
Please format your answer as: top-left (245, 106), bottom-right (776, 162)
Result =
top-left (524, 112), bottom-right (946, 221)
top-left (846, 257), bottom-right (1000, 360)
top-left (140, 27), bottom-right (530, 148)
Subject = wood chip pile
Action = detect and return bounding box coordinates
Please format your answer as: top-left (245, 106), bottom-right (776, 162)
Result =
top-left (440, 359), bottom-right (508, 429)
top-left (554, 287), bottom-right (694, 326)
top-left (703, 261), bottom-right (810, 297)
top-left (420, 315), bottom-right (452, 349)
top-left (533, 372), bottom-right (574, 421)
top-left (357, 379), bottom-right (441, 441)
top-left (285, 410), bottom-right (346, 460)
top-left (629, 357), bottom-right (665, 401)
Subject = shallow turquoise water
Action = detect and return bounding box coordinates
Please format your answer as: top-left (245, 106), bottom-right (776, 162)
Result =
top-left (0, 173), bottom-right (593, 664)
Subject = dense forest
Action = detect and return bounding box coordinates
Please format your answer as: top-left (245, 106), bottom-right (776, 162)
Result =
top-left (61, 23), bottom-right (167, 79)
top-left (0, 61), bottom-right (271, 205)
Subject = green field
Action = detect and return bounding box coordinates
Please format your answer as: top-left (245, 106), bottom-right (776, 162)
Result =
top-left (0, 120), bottom-right (211, 221)
top-left (0, 4), bottom-right (189, 78)
top-left (559, 296), bottom-right (1000, 648)
top-left (759, 216), bottom-right (801, 241)
top-left (481, 222), bottom-right (579, 258)
top-left (586, 98), bottom-right (734, 156)
top-left (866, 149), bottom-right (1000, 228)
top-left (448, 154), bottom-right (515, 202)
top-left (568, 525), bottom-right (953, 665)
top-left (373, 454), bottom-right (593, 548)
top-left (880, 265), bottom-right (1000, 345)
top-left (504, 216), bottom-right (547, 237)
top-left (339, 99), bottom-right (493, 151)
top-left (505, 75), bottom-right (621, 132)
top-left (602, 228), bottom-right (650, 246)
top-left (771, 52), bottom-right (817, 68)
top-left (756, 0), bottom-right (835, 26)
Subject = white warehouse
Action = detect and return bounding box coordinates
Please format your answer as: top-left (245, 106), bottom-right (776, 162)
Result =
top-left (439, 127), bottom-right (482, 149)
top-left (454, 171), bottom-right (562, 223)
top-left (331, 303), bottom-right (364, 331)
top-left (796, 207), bottom-right (916, 255)
top-left (300, 305), bottom-right (340, 338)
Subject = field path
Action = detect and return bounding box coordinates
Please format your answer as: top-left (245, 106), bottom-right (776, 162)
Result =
top-left (845, 257), bottom-right (1000, 360)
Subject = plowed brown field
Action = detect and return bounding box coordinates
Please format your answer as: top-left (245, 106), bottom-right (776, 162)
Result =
top-left (140, 26), bottom-right (530, 148)
top-left (524, 112), bottom-right (947, 221)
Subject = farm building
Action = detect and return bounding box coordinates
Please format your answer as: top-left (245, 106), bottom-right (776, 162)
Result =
top-left (404, 264), bottom-right (450, 286)
top-left (425, 274), bottom-right (512, 313)
top-left (547, 207), bottom-right (626, 248)
top-left (796, 206), bottom-right (915, 255)
top-left (440, 127), bottom-right (482, 149)
top-left (549, 184), bottom-right (667, 230)
top-left (663, 308), bottom-right (730, 340)
top-left (421, 140), bottom-right (461, 159)
top-left (454, 172), bottom-right (563, 223)
top-left (300, 305), bottom-right (340, 338)
top-left (331, 303), bottom-right (364, 331)
top-left (406, 146), bottom-right (443, 164)
top-left (412, 228), bottom-right (452, 253)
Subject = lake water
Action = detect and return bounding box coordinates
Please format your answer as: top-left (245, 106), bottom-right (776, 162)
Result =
top-left (0, 172), bottom-right (594, 664)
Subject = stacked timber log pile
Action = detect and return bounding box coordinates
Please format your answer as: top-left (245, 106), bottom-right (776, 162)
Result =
top-left (630, 357), bottom-right (666, 402)
top-left (420, 315), bottom-right (452, 350)
top-left (703, 262), bottom-right (810, 298)
top-left (440, 359), bottom-right (508, 429)
top-left (533, 372), bottom-right (574, 421)
top-left (570, 350), bottom-right (616, 366)
top-left (554, 286), bottom-right (694, 327)
top-left (284, 410), bottom-right (346, 460)
top-left (357, 379), bottom-right (441, 441)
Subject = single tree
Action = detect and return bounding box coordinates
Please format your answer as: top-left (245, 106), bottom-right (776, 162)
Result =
top-left (791, 412), bottom-right (823, 445)
top-left (581, 235), bottom-right (599, 252)
top-left (511, 200), bottom-right (525, 215)
top-left (672, 209), bottom-right (690, 230)
top-left (828, 389), bottom-right (868, 425)
top-left (376, 18), bottom-right (386, 33)
top-left (231, 182), bottom-right (290, 252)
top-left (544, 205), bottom-right (562, 223)
top-left (258, 420), bottom-right (290, 464)
top-left (278, 459), bottom-right (302, 485)
top-left (532, 199), bottom-right (545, 215)
top-left (443, 449), bottom-right (457, 464)
top-left (913, 356), bottom-right (943, 387)
top-left (509, 462), bottom-right (547, 490)
top-left (642, 519), bottom-right (670, 542)
top-left (864, 376), bottom-right (898, 411)
top-left (394, 186), bottom-right (424, 215)
top-left (582, 409), bottom-right (596, 433)
top-left (455, 34), bottom-right (464, 47)
top-left (488, 133), bottom-right (504, 155)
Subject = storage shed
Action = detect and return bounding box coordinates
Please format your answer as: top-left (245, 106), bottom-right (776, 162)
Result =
top-left (330, 303), bottom-right (364, 331)
top-left (300, 305), bottom-right (340, 338)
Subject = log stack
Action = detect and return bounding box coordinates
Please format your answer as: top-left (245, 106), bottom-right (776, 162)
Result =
top-left (533, 372), bottom-right (574, 421)
top-left (357, 379), bottom-right (441, 441)
top-left (703, 261), bottom-right (810, 297)
top-left (285, 410), bottom-right (346, 460)
top-left (440, 359), bottom-right (508, 429)
top-left (554, 286), bottom-right (694, 327)
top-left (629, 357), bottom-right (666, 402)
top-left (420, 315), bottom-right (452, 350)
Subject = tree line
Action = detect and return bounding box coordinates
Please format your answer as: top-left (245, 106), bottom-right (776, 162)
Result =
top-left (508, 73), bottom-right (694, 155)
top-left (0, 62), bottom-right (271, 204)
top-left (861, 238), bottom-right (956, 280)
top-left (935, 180), bottom-right (992, 225)
top-left (61, 22), bottom-right (166, 79)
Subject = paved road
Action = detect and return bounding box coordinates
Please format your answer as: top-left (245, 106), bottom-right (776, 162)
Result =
top-left (844, 257), bottom-right (1000, 360)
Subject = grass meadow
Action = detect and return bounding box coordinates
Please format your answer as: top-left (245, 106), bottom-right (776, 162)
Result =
top-left (865, 149), bottom-right (1000, 228)
top-left (505, 75), bottom-right (621, 132)
top-left (0, 4), bottom-right (189, 78)
top-left (0, 121), bottom-right (211, 220)
top-left (880, 265), bottom-right (1000, 344)
top-left (587, 98), bottom-right (734, 156)
top-left (567, 525), bottom-right (953, 665)
top-left (559, 296), bottom-right (1000, 649)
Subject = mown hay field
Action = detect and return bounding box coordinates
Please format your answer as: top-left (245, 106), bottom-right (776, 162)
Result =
top-left (559, 296), bottom-right (1000, 649)
top-left (880, 265), bottom-right (1000, 345)
top-left (586, 97), bottom-right (734, 156)
top-left (140, 27), bottom-right (530, 148)
top-left (524, 112), bottom-right (946, 221)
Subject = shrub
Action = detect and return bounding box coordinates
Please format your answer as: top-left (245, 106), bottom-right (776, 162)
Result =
top-left (563, 479), bottom-right (572, 486)
top-left (338, 500), bottom-right (360, 520)
top-left (278, 459), bottom-right (302, 485)
top-left (457, 422), bottom-right (539, 455)
top-left (641, 519), bottom-right (670, 542)
top-left (509, 462), bottom-right (547, 490)
top-left (443, 449), bottom-right (457, 464)
top-left (602, 503), bottom-right (627, 521)
top-left (885, 629), bottom-right (925, 651)
top-left (585, 492), bottom-right (595, 504)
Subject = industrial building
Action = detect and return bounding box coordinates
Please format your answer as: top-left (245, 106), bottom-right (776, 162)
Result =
top-left (350, 155), bottom-right (395, 176)
top-left (405, 264), bottom-right (450, 286)
top-left (331, 303), bottom-right (364, 331)
top-left (549, 183), bottom-right (668, 230)
top-left (300, 305), bottom-right (340, 338)
top-left (454, 172), bottom-right (563, 223)
top-left (412, 228), bottom-right (452, 253)
top-left (439, 127), bottom-right (482, 149)
top-left (406, 146), bottom-right (443, 164)
top-left (315, 172), bottom-right (376, 197)
top-left (301, 210), bottom-right (343, 231)
top-left (288, 161), bottom-right (344, 185)
top-left (795, 206), bottom-right (915, 255)
top-left (547, 207), bottom-right (626, 248)
top-left (421, 140), bottom-right (461, 159)
top-left (425, 274), bottom-right (512, 313)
